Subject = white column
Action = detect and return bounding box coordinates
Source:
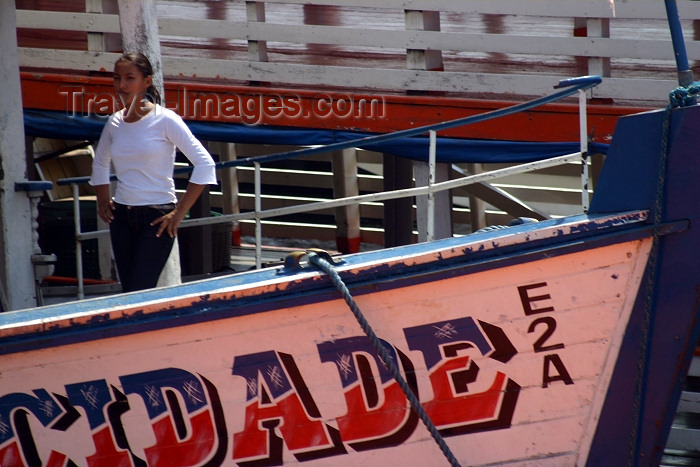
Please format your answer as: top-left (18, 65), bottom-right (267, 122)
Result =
top-left (466, 163), bottom-right (487, 231)
top-left (332, 148), bottom-right (361, 253)
top-left (414, 161), bottom-right (452, 242)
top-left (117, 0), bottom-right (164, 95)
top-left (215, 142), bottom-right (241, 246)
top-left (0, 2), bottom-right (39, 310)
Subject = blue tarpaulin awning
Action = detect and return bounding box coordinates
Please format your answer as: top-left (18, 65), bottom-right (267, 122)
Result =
top-left (24, 109), bottom-right (608, 164)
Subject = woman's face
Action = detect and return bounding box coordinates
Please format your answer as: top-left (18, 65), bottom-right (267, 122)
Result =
top-left (113, 60), bottom-right (152, 109)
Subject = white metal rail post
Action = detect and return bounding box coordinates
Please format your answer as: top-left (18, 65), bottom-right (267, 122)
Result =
top-left (427, 130), bottom-right (437, 242)
top-left (72, 183), bottom-right (85, 299)
top-left (254, 162), bottom-right (262, 270)
top-left (580, 89), bottom-right (590, 212)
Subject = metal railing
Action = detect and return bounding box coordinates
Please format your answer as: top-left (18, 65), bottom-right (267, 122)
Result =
top-left (55, 76), bottom-right (601, 299)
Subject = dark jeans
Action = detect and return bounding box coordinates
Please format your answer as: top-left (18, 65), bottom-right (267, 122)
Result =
top-left (110, 203), bottom-right (176, 293)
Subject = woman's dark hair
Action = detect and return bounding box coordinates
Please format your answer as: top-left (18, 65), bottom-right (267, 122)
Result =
top-left (116, 52), bottom-right (162, 104)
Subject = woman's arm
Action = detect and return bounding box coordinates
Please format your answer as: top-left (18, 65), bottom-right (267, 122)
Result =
top-left (95, 184), bottom-right (114, 223)
top-left (156, 110), bottom-right (217, 237)
top-left (164, 110), bottom-right (217, 185)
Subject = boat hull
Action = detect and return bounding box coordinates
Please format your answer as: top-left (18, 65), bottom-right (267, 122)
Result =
top-left (0, 219), bottom-right (653, 466)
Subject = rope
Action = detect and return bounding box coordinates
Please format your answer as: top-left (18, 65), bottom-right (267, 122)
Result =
top-left (307, 252), bottom-right (462, 467)
top-left (627, 102), bottom-right (673, 466)
top-left (669, 82), bottom-right (700, 108)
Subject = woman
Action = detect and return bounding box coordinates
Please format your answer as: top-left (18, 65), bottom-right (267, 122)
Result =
top-left (90, 52), bottom-right (217, 292)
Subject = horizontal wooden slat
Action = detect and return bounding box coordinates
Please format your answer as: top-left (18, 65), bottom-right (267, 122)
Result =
top-left (17, 48), bottom-right (679, 103)
top-left (16, 10), bottom-right (120, 33)
top-left (19, 48), bottom-right (119, 71)
top-left (158, 56), bottom-right (681, 102)
top-left (676, 389), bottom-right (700, 413)
top-left (13, 7), bottom-right (693, 61)
top-left (157, 19), bottom-right (697, 61)
top-left (250, 0), bottom-right (700, 20)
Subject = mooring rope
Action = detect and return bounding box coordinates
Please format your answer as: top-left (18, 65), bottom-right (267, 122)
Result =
top-left (669, 82), bottom-right (700, 107)
top-left (307, 251), bottom-right (462, 467)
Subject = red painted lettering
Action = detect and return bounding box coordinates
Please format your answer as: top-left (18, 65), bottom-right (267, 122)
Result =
top-left (232, 351), bottom-right (344, 463)
top-left (318, 337), bottom-right (419, 450)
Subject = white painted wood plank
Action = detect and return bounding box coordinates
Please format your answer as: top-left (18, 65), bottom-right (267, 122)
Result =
top-left (157, 19), bottom-right (692, 62)
top-left (666, 426), bottom-right (700, 452)
top-left (16, 10), bottom-right (694, 63)
top-left (676, 390), bottom-right (700, 414)
top-left (162, 56), bottom-right (675, 104)
top-left (189, 59), bottom-right (560, 97)
top-left (18, 48), bottom-right (120, 72)
top-left (257, 0), bottom-right (700, 20)
top-left (16, 10), bottom-right (120, 33)
top-left (18, 48), bottom-right (676, 105)
top-left (594, 76), bottom-right (680, 103)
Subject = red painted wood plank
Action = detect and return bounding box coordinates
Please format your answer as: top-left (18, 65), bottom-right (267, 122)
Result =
top-left (21, 72), bottom-right (649, 144)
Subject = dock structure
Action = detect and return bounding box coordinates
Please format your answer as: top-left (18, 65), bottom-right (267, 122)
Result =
top-left (4, 0), bottom-right (700, 311)
top-left (20, 2), bottom-right (700, 137)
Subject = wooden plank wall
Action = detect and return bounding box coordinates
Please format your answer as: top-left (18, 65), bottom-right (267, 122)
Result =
top-left (15, 0), bottom-right (700, 107)
top-left (16, 1), bottom-right (690, 245)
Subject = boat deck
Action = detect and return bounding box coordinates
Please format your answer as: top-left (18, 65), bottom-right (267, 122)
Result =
top-left (38, 238), bottom-right (349, 304)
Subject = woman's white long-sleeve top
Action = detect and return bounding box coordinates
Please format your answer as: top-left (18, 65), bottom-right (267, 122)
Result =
top-left (90, 104), bottom-right (217, 205)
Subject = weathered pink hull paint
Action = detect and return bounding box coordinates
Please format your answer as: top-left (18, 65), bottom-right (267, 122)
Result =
top-left (0, 238), bottom-right (650, 466)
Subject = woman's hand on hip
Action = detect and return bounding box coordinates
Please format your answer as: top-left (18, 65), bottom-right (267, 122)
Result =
top-left (152, 209), bottom-right (184, 238)
top-left (97, 200), bottom-right (115, 223)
